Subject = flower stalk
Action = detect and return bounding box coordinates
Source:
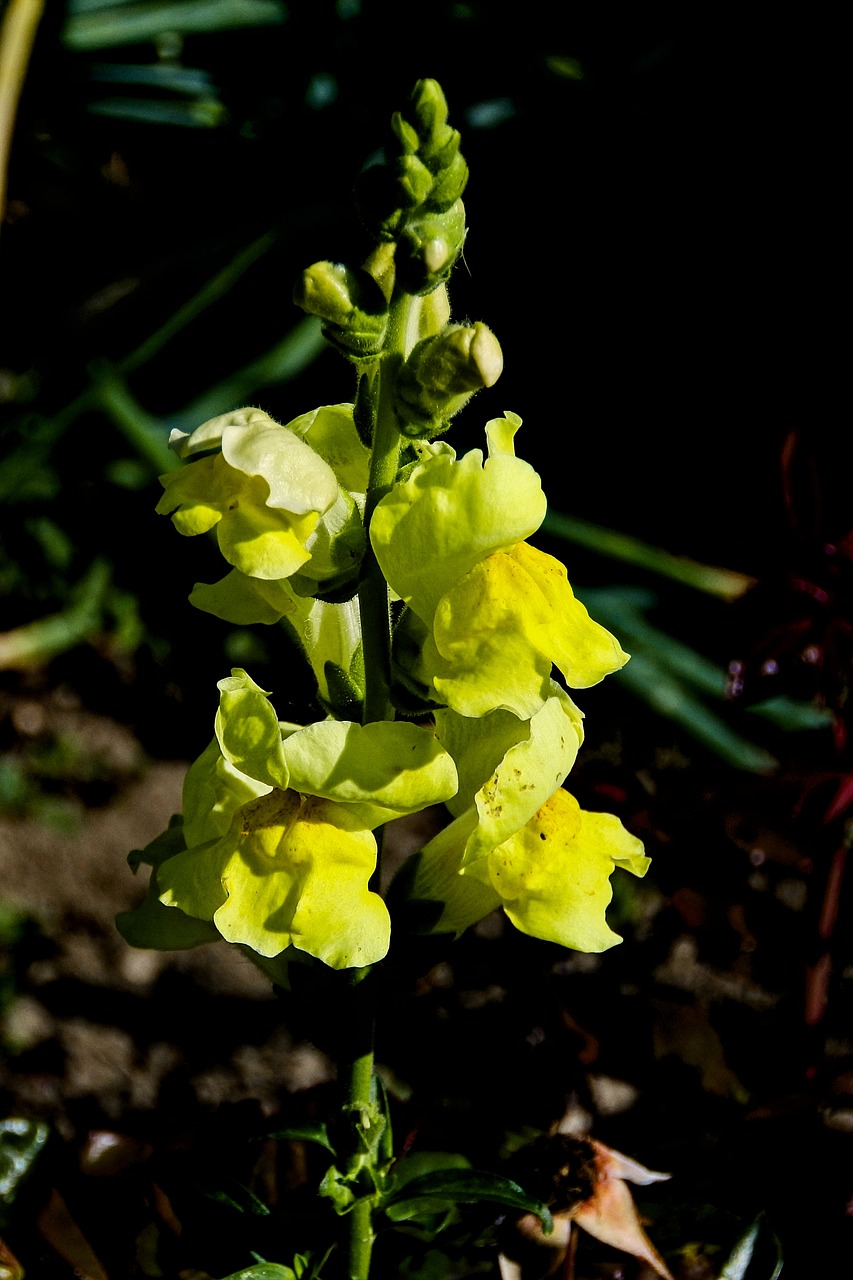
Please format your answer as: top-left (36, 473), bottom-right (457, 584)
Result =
top-left (117, 77), bottom-right (672, 1280)
top-left (346, 288), bottom-right (428, 1275)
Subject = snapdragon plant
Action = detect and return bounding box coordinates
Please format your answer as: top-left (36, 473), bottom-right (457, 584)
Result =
top-left (118, 79), bottom-right (664, 1280)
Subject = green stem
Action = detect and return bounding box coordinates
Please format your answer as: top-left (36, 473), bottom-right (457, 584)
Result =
top-left (342, 1042), bottom-right (377, 1280)
top-left (358, 292), bottom-right (416, 725)
top-left (341, 292), bottom-right (416, 1278)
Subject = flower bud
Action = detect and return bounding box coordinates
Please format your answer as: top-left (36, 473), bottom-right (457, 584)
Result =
top-left (409, 78), bottom-right (449, 138)
top-left (425, 151), bottom-right (468, 211)
top-left (396, 200), bottom-right (466, 296)
top-left (354, 81), bottom-right (468, 255)
top-left (390, 110), bottom-right (420, 154)
top-left (293, 261), bottom-right (356, 325)
top-left (394, 322), bottom-right (503, 437)
top-left (361, 242), bottom-right (396, 302)
top-left (419, 124), bottom-right (460, 175)
top-left (295, 261), bottom-right (389, 360)
top-left (394, 153), bottom-right (434, 208)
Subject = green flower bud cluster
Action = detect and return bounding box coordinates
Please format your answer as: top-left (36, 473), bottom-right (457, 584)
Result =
top-left (293, 81), bottom-right (469, 366)
top-left (355, 78), bottom-right (468, 295)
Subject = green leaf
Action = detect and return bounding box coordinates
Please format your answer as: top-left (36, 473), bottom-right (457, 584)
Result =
top-left (63, 1), bottom-right (287, 52)
top-left (383, 1168), bottom-right (553, 1232)
top-left (372, 1071), bottom-right (394, 1167)
top-left (257, 1123), bottom-right (335, 1154)
top-left (614, 652), bottom-right (778, 773)
top-left (88, 61), bottom-right (216, 94)
top-left (543, 509), bottom-right (754, 600)
top-left (385, 1151), bottom-right (470, 1200)
top-left (87, 97), bottom-right (226, 128)
top-left (391, 1152), bottom-right (472, 1181)
top-left (116, 879), bottom-right (222, 951)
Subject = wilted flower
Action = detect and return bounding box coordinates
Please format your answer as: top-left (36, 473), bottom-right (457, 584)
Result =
top-left (500, 1135), bottom-right (673, 1280)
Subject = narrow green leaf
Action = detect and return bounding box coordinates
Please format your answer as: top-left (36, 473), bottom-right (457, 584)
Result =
top-left (386, 1151), bottom-right (470, 1194)
top-left (258, 1123), bottom-right (335, 1154)
top-left (383, 1169), bottom-right (552, 1232)
top-left (614, 652), bottom-right (778, 773)
top-left (63, 0), bottom-right (287, 52)
top-left (371, 1072), bottom-right (394, 1166)
top-left (173, 317), bottom-right (326, 431)
top-left (88, 62), bottom-right (215, 94)
top-left (87, 97), bottom-right (226, 127)
top-left (0, 560), bottom-right (111, 672)
top-left (752, 695), bottom-right (835, 732)
top-left (544, 509), bottom-right (754, 600)
top-left (719, 1220), bottom-right (759, 1279)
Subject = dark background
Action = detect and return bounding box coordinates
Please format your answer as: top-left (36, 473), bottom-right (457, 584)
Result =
top-left (3, 1), bottom-right (843, 748)
top-left (0, 4), bottom-right (849, 1277)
